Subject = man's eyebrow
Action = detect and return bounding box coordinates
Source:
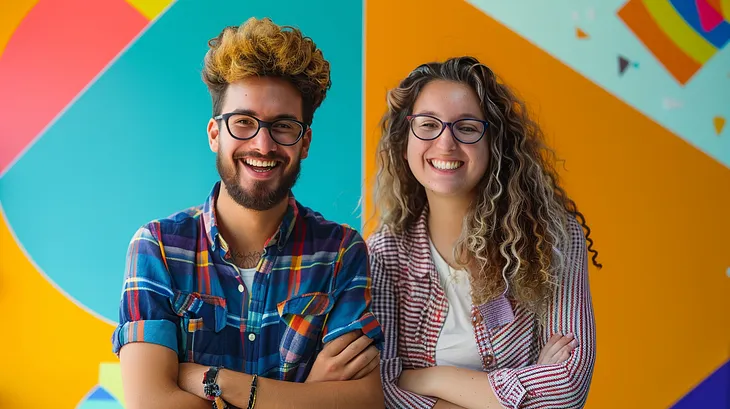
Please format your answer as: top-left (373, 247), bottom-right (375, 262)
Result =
top-left (228, 109), bottom-right (300, 121)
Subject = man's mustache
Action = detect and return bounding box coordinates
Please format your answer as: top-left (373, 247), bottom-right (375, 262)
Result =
top-left (233, 152), bottom-right (287, 162)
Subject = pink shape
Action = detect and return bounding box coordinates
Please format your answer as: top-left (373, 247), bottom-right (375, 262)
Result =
top-left (696, 0), bottom-right (725, 32)
top-left (0, 0), bottom-right (147, 175)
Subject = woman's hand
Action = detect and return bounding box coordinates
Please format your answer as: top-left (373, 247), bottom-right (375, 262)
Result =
top-left (537, 333), bottom-right (578, 365)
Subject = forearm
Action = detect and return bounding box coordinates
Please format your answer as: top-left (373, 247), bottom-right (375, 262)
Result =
top-left (433, 399), bottom-right (468, 409)
top-left (128, 389), bottom-right (213, 409)
top-left (411, 367), bottom-right (502, 409)
top-left (119, 344), bottom-right (213, 409)
top-left (434, 361), bottom-right (591, 409)
top-left (218, 367), bottom-right (384, 409)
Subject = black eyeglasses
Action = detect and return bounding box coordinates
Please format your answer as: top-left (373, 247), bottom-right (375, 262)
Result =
top-left (214, 112), bottom-right (308, 146)
top-left (407, 114), bottom-right (489, 144)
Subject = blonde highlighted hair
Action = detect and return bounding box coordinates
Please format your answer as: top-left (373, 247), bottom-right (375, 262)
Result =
top-left (374, 56), bottom-right (600, 316)
top-left (202, 17), bottom-right (331, 124)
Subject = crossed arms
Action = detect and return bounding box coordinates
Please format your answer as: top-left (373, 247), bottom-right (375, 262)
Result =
top-left (371, 220), bottom-right (596, 409)
top-left (115, 225), bottom-right (384, 409)
top-left (120, 330), bottom-right (382, 409)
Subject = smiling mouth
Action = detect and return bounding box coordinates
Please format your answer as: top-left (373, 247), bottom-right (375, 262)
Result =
top-left (428, 159), bottom-right (464, 170)
top-left (239, 158), bottom-right (281, 173)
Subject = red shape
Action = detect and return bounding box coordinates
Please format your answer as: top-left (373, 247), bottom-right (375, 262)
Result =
top-left (0, 0), bottom-right (147, 175)
top-left (695, 0), bottom-right (724, 32)
top-left (705, 0), bottom-right (724, 14)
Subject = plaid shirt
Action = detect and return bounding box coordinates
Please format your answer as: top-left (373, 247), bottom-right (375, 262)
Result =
top-left (112, 182), bottom-right (383, 382)
top-left (368, 210), bottom-right (596, 409)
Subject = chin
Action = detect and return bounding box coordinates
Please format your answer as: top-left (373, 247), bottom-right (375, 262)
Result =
top-left (242, 183), bottom-right (278, 197)
top-left (428, 186), bottom-right (467, 197)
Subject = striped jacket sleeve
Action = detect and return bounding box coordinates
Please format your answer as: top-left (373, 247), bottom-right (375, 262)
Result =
top-left (370, 235), bottom-right (437, 409)
top-left (486, 219), bottom-right (597, 408)
top-left (111, 222), bottom-right (180, 355)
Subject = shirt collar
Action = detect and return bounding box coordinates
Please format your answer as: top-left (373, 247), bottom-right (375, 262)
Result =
top-left (203, 181), bottom-right (299, 252)
top-left (409, 205), bottom-right (516, 330)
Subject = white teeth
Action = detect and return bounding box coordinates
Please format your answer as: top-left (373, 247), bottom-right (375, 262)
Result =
top-left (430, 159), bottom-right (463, 170)
top-left (243, 158), bottom-right (278, 168)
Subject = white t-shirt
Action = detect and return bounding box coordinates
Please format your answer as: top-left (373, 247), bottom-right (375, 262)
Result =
top-left (240, 267), bottom-right (257, 292)
top-left (430, 239), bottom-right (484, 371)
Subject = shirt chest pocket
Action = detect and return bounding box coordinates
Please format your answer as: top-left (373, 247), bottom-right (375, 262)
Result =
top-left (277, 292), bottom-right (334, 365)
top-left (172, 291), bottom-right (228, 363)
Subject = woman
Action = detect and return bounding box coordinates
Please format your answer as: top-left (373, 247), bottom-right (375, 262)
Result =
top-left (368, 56), bottom-right (601, 409)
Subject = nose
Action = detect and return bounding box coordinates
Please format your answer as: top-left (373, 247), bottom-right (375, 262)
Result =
top-left (248, 126), bottom-right (278, 153)
top-left (435, 124), bottom-right (458, 150)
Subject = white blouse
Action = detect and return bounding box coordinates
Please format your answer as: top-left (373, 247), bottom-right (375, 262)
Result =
top-left (429, 238), bottom-right (484, 372)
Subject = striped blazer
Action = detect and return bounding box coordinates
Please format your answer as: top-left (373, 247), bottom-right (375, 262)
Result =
top-left (368, 210), bottom-right (596, 409)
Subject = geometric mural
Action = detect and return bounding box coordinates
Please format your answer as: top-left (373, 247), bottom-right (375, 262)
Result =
top-left (0, 0), bottom-right (150, 175)
top-left (467, 0), bottom-right (730, 170)
top-left (368, 1), bottom-right (730, 408)
top-left (618, 0), bottom-right (730, 85)
top-left (76, 363), bottom-right (125, 409)
top-left (1, 1), bottom-right (364, 407)
top-left (670, 360), bottom-right (730, 409)
top-left (1, 0), bottom-right (728, 408)
top-left (0, 0), bottom-right (363, 324)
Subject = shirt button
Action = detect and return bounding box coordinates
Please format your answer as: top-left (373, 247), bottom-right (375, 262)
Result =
top-left (248, 333), bottom-right (256, 342)
top-left (482, 354), bottom-right (494, 366)
top-left (238, 284), bottom-right (244, 293)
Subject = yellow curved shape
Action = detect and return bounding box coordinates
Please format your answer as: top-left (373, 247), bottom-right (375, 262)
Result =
top-left (642, 0), bottom-right (716, 64)
top-left (125, 0), bottom-right (176, 20)
top-left (722, 0), bottom-right (730, 21)
top-left (0, 215), bottom-right (119, 408)
top-left (0, 0), bottom-right (38, 56)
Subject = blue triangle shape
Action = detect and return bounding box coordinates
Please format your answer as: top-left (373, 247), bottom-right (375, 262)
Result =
top-left (670, 360), bottom-right (730, 409)
top-left (87, 386), bottom-right (115, 401)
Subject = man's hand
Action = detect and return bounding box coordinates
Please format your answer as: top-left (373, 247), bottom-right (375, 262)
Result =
top-left (537, 333), bottom-right (578, 365)
top-left (306, 330), bottom-right (380, 383)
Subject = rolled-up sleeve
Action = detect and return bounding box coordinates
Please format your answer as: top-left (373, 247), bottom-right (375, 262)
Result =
top-left (112, 222), bottom-right (180, 355)
top-left (487, 219), bottom-right (597, 409)
top-left (321, 230), bottom-right (384, 346)
top-left (371, 248), bottom-right (437, 409)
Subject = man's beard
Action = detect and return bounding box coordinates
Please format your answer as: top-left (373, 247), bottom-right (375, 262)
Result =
top-left (216, 153), bottom-right (301, 211)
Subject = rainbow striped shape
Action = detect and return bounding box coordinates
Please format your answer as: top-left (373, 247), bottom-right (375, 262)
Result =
top-left (618, 0), bottom-right (730, 84)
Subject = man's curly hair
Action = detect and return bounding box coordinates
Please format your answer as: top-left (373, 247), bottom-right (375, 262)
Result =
top-left (202, 17), bottom-right (331, 124)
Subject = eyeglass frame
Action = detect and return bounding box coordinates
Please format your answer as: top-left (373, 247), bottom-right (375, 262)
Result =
top-left (406, 114), bottom-right (489, 144)
top-left (213, 112), bottom-right (309, 146)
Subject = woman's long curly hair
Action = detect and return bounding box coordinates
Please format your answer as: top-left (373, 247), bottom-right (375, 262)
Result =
top-left (374, 56), bottom-right (600, 316)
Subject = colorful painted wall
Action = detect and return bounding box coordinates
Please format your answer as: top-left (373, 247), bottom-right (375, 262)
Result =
top-left (0, 0), bottom-right (728, 408)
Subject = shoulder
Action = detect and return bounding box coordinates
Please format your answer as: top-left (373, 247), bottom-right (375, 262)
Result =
top-left (550, 214), bottom-right (590, 288)
top-left (295, 202), bottom-right (365, 250)
top-left (564, 214), bottom-right (588, 258)
top-left (366, 225), bottom-right (401, 258)
top-left (131, 204), bottom-right (205, 244)
top-left (366, 223), bottom-right (423, 275)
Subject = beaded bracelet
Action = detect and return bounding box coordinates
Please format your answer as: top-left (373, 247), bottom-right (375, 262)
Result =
top-left (247, 374), bottom-right (258, 409)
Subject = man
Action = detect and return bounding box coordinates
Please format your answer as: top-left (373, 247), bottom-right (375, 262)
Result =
top-left (112, 17), bottom-right (384, 409)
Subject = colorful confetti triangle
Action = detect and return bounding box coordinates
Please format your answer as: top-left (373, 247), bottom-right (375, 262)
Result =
top-left (713, 116), bottom-right (726, 135)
